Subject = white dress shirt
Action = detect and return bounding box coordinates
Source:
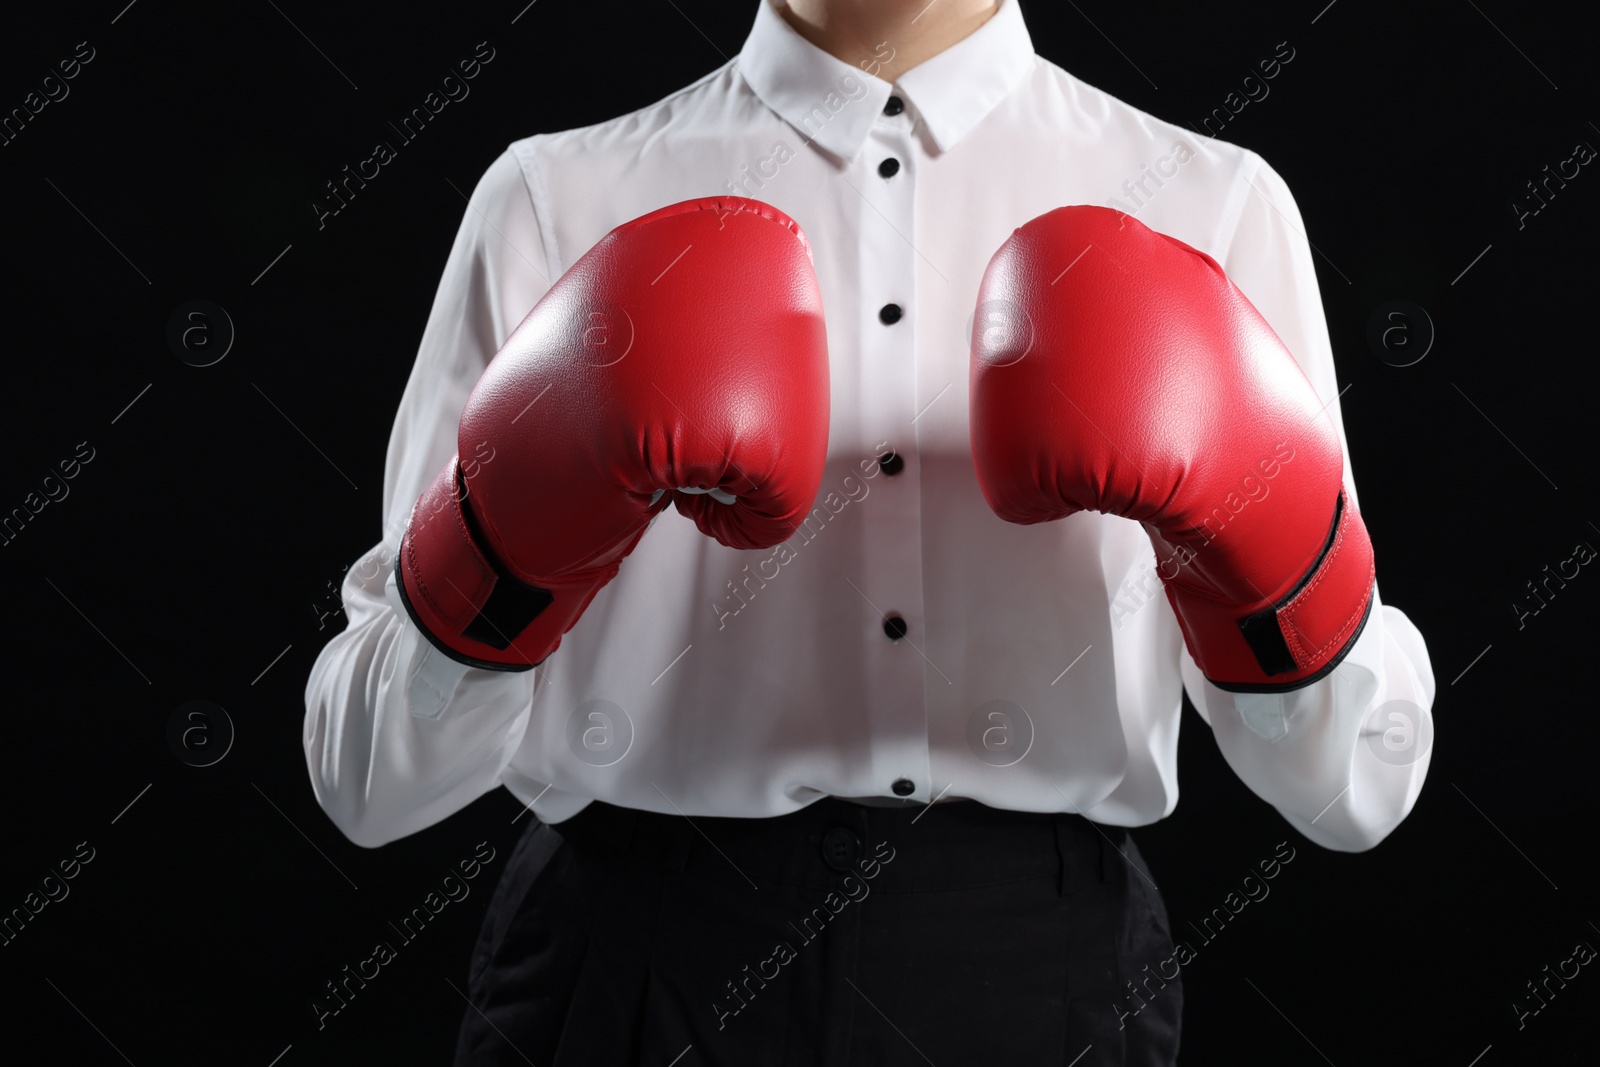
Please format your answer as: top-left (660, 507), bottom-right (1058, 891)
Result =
top-left (303, 0), bottom-right (1435, 852)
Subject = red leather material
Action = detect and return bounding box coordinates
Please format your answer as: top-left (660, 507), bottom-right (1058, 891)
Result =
top-left (1274, 493), bottom-right (1373, 670)
top-left (970, 205), bottom-right (1374, 691)
top-left (399, 197), bottom-right (830, 670)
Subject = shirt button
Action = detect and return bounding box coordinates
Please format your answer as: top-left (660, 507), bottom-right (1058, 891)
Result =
top-left (822, 827), bottom-right (863, 871)
top-left (883, 95), bottom-right (904, 116)
top-left (891, 778), bottom-right (915, 797)
top-left (878, 450), bottom-right (904, 477)
top-left (878, 157), bottom-right (900, 179)
top-left (878, 303), bottom-right (903, 325)
top-left (882, 614), bottom-right (908, 640)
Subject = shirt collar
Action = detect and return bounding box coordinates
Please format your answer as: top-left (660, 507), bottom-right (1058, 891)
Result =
top-left (737, 0), bottom-right (1036, 161)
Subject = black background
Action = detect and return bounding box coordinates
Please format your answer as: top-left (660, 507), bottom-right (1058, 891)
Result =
top-left (2, 0), bottom-right (1596, 1063)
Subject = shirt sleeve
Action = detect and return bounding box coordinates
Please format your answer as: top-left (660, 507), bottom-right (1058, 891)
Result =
top-left (301, 145), bottom-right (554, 848)
top-left (1179, 152), bottom-right (1438, 853)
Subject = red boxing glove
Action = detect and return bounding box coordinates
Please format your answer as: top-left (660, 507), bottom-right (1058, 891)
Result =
top-left (397, 197), bottom-right (830, 671)
top-left (969, 206), bottom-right (1374, 691)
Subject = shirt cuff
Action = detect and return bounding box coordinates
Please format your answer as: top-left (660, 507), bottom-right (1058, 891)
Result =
top-left (385, 564), bottom-right (476, 720)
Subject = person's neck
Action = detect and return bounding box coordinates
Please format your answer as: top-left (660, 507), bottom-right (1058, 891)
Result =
top-left (779, 0), bottom-right (999, 84)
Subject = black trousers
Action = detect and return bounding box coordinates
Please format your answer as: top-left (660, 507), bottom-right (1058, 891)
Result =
top-left (453, 798), bottom-right (1182, 1066)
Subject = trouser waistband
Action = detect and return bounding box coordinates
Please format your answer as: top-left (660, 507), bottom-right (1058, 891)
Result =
top-left (551, 797), bottom-right (1126, 898)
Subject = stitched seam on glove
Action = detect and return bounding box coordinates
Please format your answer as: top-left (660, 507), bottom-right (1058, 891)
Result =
top-left (405, 485), bottom-right (494, 625)
top-left (1279, 510), bottom-right (1373, 666)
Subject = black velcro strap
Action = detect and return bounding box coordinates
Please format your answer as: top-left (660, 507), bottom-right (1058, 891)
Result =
top-left (1236, 491), bottom-right (1344, 677)
top-left (453, 466), bottom-right (554, 650)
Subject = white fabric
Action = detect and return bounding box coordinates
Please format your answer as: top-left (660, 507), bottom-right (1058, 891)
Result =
top-left (303, 0), bottom-right (1435, 851)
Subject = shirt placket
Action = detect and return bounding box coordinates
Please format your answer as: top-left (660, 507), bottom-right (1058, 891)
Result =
top-left (855, 94), bottom-right (933, 803)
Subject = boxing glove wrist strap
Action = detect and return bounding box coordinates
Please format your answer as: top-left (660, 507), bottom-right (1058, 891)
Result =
top-left (1174, 489), bottom-right (1377, 693)
top-left (396, 460), bottom-right (570, 673)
